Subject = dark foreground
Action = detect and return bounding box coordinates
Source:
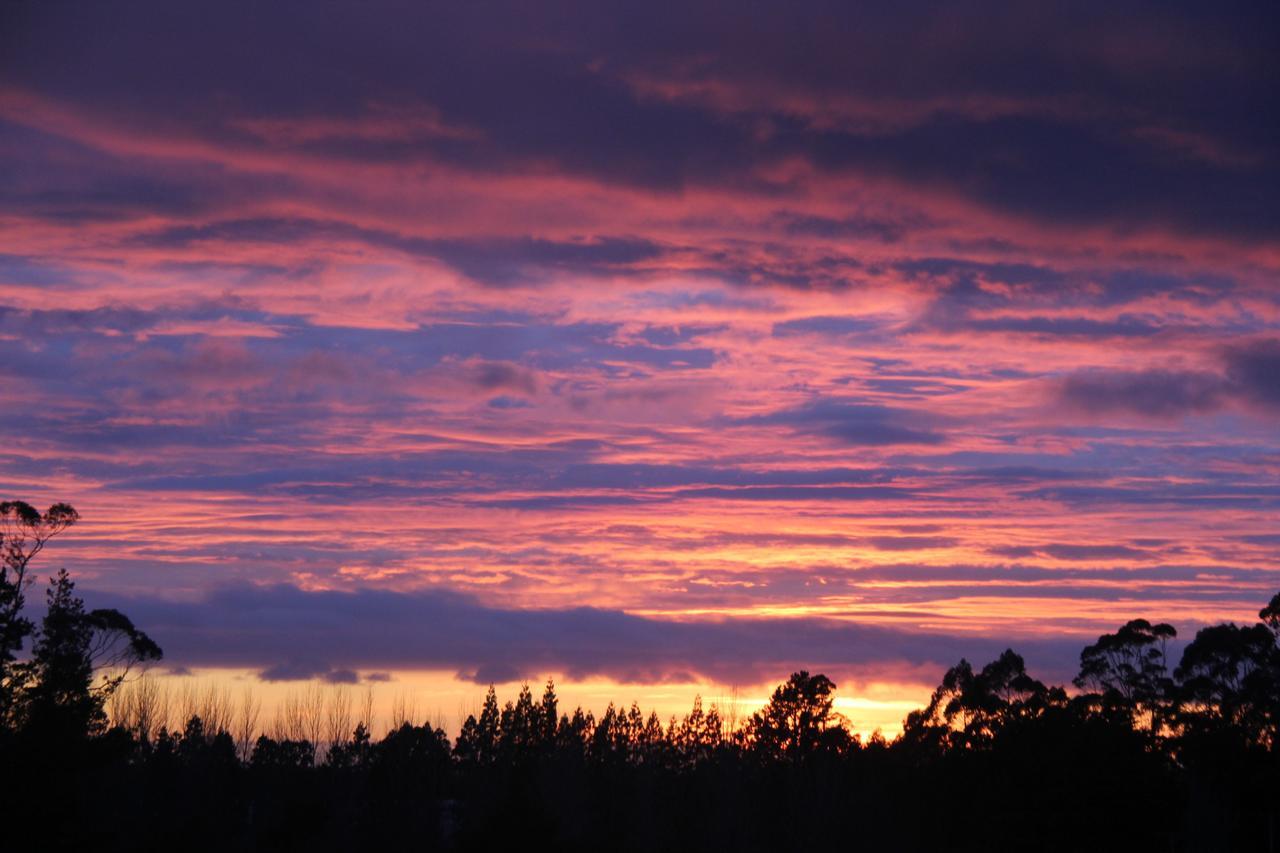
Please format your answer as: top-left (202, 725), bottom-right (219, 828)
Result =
top-left (7, 662), bottom-right (1280, 853)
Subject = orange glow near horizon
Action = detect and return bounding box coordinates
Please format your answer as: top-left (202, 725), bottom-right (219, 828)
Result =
top-left (110, 668), bottom-right (932, 743)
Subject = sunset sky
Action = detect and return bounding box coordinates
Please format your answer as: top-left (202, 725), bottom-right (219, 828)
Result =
top-left (3, 2), bottom-right (1278, 734)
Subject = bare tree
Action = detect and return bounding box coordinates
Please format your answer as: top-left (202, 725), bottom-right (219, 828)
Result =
top-left (326, 685), bottom-right (353, 751)
top-left (718, 686), bottom-right (742, 736)
top-left (302, 683), bottom-right (325, 756)
top-left (153, 676), bottom-right (172, 735)
top-left (106, 676), bottom-right (128, 729)
top-left (176, 680), bottom-right (195, 728)
top-left (109, 673), bottom-right (168, 742)
top-left (139, 675), bottom-right (168, 741)
top-left (195, 683), bottom-right (233, 735)
top-left (360, 685), bottom-right (375, 735)
top-left (235, 687), bottom-right (261, 761)
top-left (273, 689), bottom-right (305, 742)
top-left (390, 689), bottom-right (418, 730)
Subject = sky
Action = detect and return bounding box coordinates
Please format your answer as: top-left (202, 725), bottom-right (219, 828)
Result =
top-left (2, 1), bottom-right (1279, 734)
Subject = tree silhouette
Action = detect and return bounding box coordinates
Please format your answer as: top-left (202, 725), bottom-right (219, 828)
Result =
top-left (1260, 593), bottom-right (1280, 639)
top-left (499, 683), bottom-right (539, 757)
top-left (251, 733), bottom-right (315, 769)
top-left (20, 569), bottom-right (105, 737)
top-left (915, 650), bottom-right (1055, 746)
top-left (0, 501), bottom-right (78, 730)
top-left (19, 569), bottom-right (161, 738)
top-left (1175, 622), bottom-right (1277, 740)
top-left (1075, 619), bottom-right (1176, 733)
top-left (746, 670), bottom-right (847, 758)
top-left (456, 684), bottom-right (501, 764)
top-left (671, 695), bottom-right (723, 766)
top-left (539, 678), bottom-right (558, 746)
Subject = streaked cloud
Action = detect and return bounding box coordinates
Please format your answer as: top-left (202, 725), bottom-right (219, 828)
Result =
top-left (2, 0), bottom-right (1279, 698)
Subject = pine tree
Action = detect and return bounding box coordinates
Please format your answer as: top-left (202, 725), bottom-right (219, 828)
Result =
top-left (475, 684), bottom-right (500, 763)
top-left (0, 501), bottom-right (78, 730)
top-left (22, 569), bottom-right (103, 737)
top-left (539, 678), bottom-right (558, 746)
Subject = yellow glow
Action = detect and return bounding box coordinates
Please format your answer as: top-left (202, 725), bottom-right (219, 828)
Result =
top-left (112, 667), bottom-right (931, 743)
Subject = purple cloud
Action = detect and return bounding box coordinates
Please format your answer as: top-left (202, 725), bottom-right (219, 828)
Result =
top-left (84, 583), bottom-right (1088, 686)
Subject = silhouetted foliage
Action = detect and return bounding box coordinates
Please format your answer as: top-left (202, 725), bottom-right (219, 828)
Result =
top-left (1075, 618), bottom-right (1176, 733)
top-left (21, 569), bottom-right (108, 737)
top-left (18, 569), bottom-right (161, 740)
top-left (0, 500), bottom-right (78, 729)
top-left (907, 649), bottom-right (1062, 749)
top-left (746, 669), bottom-right (848, 758)
top-left (1175, 622), bottom-right (1278, 745)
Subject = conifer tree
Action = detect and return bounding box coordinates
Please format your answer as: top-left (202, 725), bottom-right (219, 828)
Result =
top-left (539, 678), bottom-right (558, 745)
top-left (22, 569), bottom-right (102, 737)
top-left (0, 501), bottom-right (78, 730)
top-left (475, 684), bottom-right (500, 763)
top-left (20, 568), bottom-right (161, 738)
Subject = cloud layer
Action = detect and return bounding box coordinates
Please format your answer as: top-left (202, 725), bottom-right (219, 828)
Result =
top-left (3, 2), bottom-right (1279, 689)
top-left (87, 583), bottom-right (1088, 686)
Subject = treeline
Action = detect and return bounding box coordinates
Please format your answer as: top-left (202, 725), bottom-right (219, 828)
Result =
top-left (5, 501), bottom-right (1280, 851)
